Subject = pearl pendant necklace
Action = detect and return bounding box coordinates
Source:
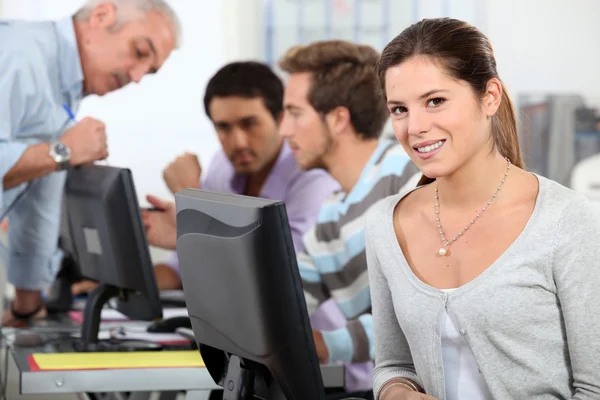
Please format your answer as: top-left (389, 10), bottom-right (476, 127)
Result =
top-left (435, 158), bottom-right (511, 257)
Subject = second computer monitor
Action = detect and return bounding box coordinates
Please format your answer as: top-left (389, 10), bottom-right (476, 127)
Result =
top-left (176, 189), bottom-right (327, 400)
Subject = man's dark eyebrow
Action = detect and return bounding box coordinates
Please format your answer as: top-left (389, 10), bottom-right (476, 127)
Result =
top-left (214, 115), bottom-right (258, 128)
top-left (214, 121), bottom-right (230, 128)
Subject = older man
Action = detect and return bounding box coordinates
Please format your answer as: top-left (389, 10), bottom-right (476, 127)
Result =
top-left (0, 0), bottom-right (180, 326)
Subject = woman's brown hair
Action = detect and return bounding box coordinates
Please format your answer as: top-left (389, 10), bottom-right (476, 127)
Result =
top-left (377, 18), bottom-right (524, 185)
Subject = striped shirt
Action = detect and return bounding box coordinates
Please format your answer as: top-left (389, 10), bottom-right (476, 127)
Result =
top-left (299, 139), bottom-right (420, 392)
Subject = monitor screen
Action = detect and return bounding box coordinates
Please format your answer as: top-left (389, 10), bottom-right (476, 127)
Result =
top-left (176, 189), bottom-right (327, 400)
top-left (44, 196), bottom-right (84, 314)
top-left (63, 165), bottom-right (162, 350)
top-left (59, 195), bottom-right (76, 260)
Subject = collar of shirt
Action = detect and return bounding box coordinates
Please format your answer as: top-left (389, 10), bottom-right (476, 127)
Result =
top-left (229, 140), bottom-right (295, 199)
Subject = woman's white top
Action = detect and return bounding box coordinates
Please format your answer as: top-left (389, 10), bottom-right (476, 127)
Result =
top-left (440, 288), bottom-right (492, 400)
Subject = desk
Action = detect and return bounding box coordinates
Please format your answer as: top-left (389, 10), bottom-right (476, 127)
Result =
top-left (12, 347), bottom-right (344, 395)
top-left (10, 341), bottom-right (344, 397)
top-left (5, 307), bottom-right (345, 397)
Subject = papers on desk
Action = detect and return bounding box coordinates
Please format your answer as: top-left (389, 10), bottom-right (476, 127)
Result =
top-left (28, 350), bottom-right (204, 371)
top-left (97, 324), bottom-right (190, 346)
top-left (69, 307), bottom-right (189, 323)
top-left (65, 307), bottom-right (192, 348)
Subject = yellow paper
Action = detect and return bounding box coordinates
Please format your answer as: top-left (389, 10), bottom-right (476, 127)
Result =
top-left (31, 350), bottom-right (204, 371)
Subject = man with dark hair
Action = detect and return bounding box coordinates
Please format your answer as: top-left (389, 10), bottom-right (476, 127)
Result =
top-left (141, 61), bottom-right (339, 290)
top-left (278, 41), bottom-right (420, 399)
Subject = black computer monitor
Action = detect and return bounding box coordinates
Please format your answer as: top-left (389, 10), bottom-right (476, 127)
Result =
top-left (44, 198), bottom-right (84, 314)
top-left (63, 165), bottom-right (163, 351)
top-left (175, 189), bottom-right (327, 400)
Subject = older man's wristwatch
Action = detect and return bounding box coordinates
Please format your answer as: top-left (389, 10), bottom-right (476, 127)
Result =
top-left (49, 141), bottom-right (72, 170)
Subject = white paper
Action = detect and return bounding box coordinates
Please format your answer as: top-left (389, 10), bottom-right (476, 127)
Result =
top-left (99, 307), bottom-right (189, 321)
top-left (97, 327), bottom-right (189, 344)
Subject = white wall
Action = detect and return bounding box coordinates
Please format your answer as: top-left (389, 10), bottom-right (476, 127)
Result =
top-left (486, 0), bottom-right (600, 106)
top-left (222, 0), bottom-right (262, 62)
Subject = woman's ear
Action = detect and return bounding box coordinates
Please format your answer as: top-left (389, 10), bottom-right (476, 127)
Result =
top-left (483, 77), bottom-right (502, 118)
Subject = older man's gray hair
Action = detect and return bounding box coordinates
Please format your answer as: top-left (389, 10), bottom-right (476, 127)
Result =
top-left (74, 0), bottom-right (182, 47)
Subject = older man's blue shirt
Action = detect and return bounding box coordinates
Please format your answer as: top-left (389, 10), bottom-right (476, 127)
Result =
top-left (0, 17), bottom-right (83, 289)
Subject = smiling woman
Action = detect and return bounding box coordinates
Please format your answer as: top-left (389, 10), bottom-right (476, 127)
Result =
top-left (377, 21), bottom-right (522, 187)
top-left (366, 17), bottom-right (600, 400)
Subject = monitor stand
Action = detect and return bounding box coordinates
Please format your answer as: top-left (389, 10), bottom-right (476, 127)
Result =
top-left (73, 283), bottom-right (162, 352)
top-left (221, 355), bottom-right (286, 400)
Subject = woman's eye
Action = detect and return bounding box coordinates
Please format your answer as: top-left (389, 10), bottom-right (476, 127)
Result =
top-left (391, 106), bottom-right (407, 115)
top-left (427, 98), bottom-right (445, 107)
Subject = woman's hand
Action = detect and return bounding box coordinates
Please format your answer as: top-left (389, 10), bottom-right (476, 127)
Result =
top-left (380, 383), bottom-right (437, 400)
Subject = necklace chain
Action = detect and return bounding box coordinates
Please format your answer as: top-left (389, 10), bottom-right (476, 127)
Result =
top-left (435, 158), bottom-right (511, 257)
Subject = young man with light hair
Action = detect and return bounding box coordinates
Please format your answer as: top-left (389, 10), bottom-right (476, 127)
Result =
top-left (0, 0), bottom-right (180, 326)
top-left (278, 41), bottom-right (420, 400)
